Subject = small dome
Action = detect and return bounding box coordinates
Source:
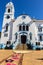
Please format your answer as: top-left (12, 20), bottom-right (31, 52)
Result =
top-left (16, 14), bottom-right (32, 22)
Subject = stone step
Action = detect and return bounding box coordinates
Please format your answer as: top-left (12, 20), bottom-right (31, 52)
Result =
top-left (15, 44), bottom-right (28, 50)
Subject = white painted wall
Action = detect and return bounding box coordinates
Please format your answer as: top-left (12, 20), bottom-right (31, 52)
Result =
top-left (12, 15), bottom-right (32, 42)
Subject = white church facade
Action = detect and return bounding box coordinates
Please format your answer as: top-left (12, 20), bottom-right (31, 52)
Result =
top-left (0, 2), bottom-right (43, 50)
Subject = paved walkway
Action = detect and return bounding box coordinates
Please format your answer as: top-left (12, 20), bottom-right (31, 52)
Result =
top-left (0, 50), bottom-right (43, 65)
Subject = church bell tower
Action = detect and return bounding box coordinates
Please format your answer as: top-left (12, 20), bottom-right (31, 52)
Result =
top-left (1, 2), bottom-right (15, 45)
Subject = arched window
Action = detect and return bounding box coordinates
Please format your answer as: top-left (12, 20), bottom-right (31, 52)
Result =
top-left (39, 35), bottom-right (42, 41)
top-left (29, 32), bottom-right (32, 40)
top-left (19, 25), bottom-right (21, 31)
top-left (5, 23), bottom-right (9, 32)
top-left (36, 42), bottom-right (40, 45)
top-left (15, 33), bottom-right (18, 40)
top-left (38, 27), bottom-right (42, 32)
top-left (23, 25), bottom-right (25, 31)
top-left (8, 9), bottom-right (10, 13)
top-left (26, 25), bottom-right (29, 31)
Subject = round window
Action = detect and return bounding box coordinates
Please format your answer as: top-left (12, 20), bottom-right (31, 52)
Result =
top-left (6, 15), bottom-right (10, 19)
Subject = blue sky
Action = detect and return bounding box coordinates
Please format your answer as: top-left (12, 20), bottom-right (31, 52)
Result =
top-left (0, 0), bottom-right (43, 32)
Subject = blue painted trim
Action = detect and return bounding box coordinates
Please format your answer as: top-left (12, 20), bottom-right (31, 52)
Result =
top-left (38, 34), bottom-right (43, 35)
top-left (19, 31), bottom-right (27, 34)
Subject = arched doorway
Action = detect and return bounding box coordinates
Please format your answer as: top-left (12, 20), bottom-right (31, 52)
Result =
top-left (21, 35), bottom-right (27, 44)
